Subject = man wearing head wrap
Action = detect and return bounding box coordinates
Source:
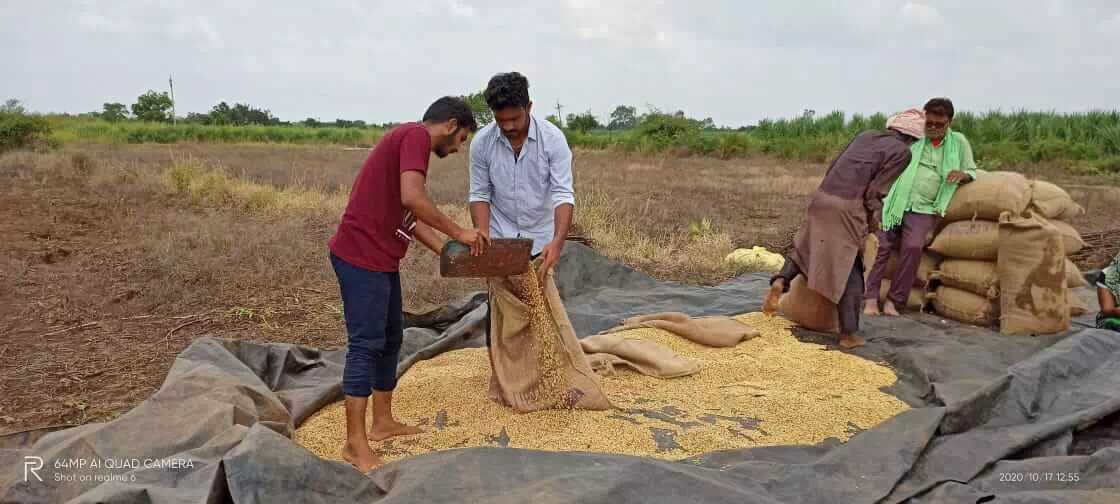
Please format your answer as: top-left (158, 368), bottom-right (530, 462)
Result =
top-left (864, 98), bottom-right (977, 317)
top-left (1096, 253), bottom-right (1120, 332)
top-left (763, 110), bottom-right (922, 348)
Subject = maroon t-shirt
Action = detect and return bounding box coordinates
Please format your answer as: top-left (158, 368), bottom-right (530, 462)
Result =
top-left (328, 123), bottom-right (431, 272)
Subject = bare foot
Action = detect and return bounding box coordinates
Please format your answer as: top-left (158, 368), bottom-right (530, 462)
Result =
top-left (341, 440), bottom-right (383, 473)
top-left (883, 300), bottom-right (900, 317)
top-left (369, 420), bottom-right (423, 441)
top-left (763, 282), bottom-right (783, 315)
top-left (863, 298), bottom-right (881, 316)
top-left (838, 334), bottom-right (866, 349)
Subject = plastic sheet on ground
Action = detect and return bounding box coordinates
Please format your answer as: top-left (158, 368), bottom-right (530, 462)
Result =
top-left (2, 242), bottom-right (1119, 503)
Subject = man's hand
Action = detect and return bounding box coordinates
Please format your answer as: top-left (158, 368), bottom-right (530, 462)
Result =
top-left (452, 227), bottom-right (489, 256)
top-left (868, 208), bottom-right (882, 234)
top-left (947, 171), bottom-right (972, 184)
top-left (537, 239), bottom-right (564, 284)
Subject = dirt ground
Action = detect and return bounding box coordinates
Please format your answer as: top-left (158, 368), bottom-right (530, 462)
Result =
top-left (2, 143), bottom-right (1118, 434)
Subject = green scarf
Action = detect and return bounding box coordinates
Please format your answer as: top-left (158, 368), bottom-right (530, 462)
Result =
top-left (881, 130), bottom-right (964, 231)
top-left (1105, 253), bottom-right (1120, 298)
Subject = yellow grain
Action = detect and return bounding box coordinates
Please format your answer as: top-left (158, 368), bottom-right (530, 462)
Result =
top-left (293, 312), bottom-right (909, 463)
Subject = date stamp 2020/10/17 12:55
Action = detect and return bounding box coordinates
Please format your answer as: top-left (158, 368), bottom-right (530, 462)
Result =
top-left (999, 472), bottom-right (1080, 484)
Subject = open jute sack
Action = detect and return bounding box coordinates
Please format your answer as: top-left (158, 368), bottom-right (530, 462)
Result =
top-left (997, 211), bottom-right (1071, 336)
top-left (779, 275), bottom-right (839, 333)
top-left (943, 171), bottom-right (1032, 222)
top-left (929, 220), bottom-right (1000, 260)
top-left (581, 333), bottom-right (701, 379)
top-left (1068, 289), bottom-right (1090, 317)
top-left (487, 266), bottom-right (613, 412)
top-left (608, 312), bottom-right (762, 348)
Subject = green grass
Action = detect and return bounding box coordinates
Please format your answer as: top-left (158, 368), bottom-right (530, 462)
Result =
top-left (571, 109), bottom-right (1120, 169)
top-left (48, 116), bottom-right (383, 146)
top-left (39, 111), bottom-right (1120, 170)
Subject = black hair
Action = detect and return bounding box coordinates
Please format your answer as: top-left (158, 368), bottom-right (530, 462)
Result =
top-left (924, 97), bottom-right (955, 119)
top-left (422, 96), bottom-right (478, 132)
top-left (484, 72), bottom-right (530, 111)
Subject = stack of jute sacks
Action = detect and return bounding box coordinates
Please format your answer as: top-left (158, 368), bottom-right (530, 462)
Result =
top-left (780, 170), bottom-right (1089, 336)
top-left (915, 171), bottom-right (1088, 335)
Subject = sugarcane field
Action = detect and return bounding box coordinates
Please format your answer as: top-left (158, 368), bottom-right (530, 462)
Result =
top-left (3, 2), bottom-right (1120, 503)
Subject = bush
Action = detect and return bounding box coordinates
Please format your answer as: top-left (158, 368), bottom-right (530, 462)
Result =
top-left (0, 112), bottom-right (53, 153)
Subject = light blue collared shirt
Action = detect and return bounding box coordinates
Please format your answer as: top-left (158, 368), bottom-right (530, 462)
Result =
top-left (468, 115), bottom-right (575, 255)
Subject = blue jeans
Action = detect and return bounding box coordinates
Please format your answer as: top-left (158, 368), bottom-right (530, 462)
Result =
top-left (330, 253), bottom-right (403, 397)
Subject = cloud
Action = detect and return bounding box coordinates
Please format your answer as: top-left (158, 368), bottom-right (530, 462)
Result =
top-left (166, 15), bottom-right (222, 49)
top-left (1101, 12), bottom-right (1120, 34)
top-left (77, 12), bottom-right (131, 33)
top-left (448, 0), bottom-right (476, 18)
top-left (901, 2), bottom-right (944, 27)
top-left (1, 0), bottom-right (1117, 126)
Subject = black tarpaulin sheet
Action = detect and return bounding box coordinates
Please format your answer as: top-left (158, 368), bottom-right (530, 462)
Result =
top-left (2, 242), bottom-right (1119, 503)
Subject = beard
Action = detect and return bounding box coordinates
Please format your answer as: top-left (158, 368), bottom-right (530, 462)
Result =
top-left (433, 138), bottom-right (451, 158)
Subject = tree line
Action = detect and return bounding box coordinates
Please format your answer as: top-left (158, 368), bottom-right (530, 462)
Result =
top-left (16, 87), bottom-right (728, 134)
top-left (83, 90), bottom-right (401, 129)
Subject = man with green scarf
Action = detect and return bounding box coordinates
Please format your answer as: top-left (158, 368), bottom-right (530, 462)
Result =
top-left (864, 97), bottom-right (977, 317)
top-left (1096, 253), bottom-right (1120, 332)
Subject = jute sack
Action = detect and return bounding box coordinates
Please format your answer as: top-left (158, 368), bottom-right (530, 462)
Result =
top-left (997, 212), bottom-right (1070, 336)
top-left (487, 267), bottom-right (613, 412)
top-left (943, 171), bottom-right (1032, 222)
top-left (1066, 259), bottom-right (1088, 288)
top-left (1029, 180), bottom-right (1085, 221)
top-left (933, 259), bottom-right (999, 299)
top-left (877, 280), bottom-right (926, 310)
top-left (779, 275), bottom-right (838, 333)
top-left (916, 253), bottom-right (938, 286)
top-left (1068, 289), bottom-right (1089, 317)
top-left (929, 286), bottom-right (999, 326)
top-left (581, 333), bottom-right (701, 379)
top-left (1046, 219), bottom-right (1086, 255)
top-left (613, 313), bottom-right (761, 348)
top-left (929, 220), bottom-right (1000, 260)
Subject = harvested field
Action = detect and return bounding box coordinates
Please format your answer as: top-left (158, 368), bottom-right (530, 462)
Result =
top-left (1, 143), bottom-right (1117, 435)
top-left (293, 313), bottom-right (910, 462)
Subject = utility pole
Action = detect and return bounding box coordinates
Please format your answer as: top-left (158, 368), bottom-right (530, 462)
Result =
top-left (555, 100), bottom-right (564, 127)
top-left (168, 74), bottom-right (176, 124)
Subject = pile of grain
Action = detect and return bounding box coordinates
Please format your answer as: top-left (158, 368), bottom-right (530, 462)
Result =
top-left (509, 268), bottom-right (568, 409)
top-left (294, 313), bottom-right (910, 463)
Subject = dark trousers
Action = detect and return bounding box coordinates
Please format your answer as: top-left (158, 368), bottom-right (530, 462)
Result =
top-left (331, 253), bottom-right (403, 396)
top-left (773, 255), bottom-right (865, 335)
top-left (865, 212), bottom-right (939, 306)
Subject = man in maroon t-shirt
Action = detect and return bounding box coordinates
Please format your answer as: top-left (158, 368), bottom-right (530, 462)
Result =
top-left (328, 96), bottom-right (486, 473)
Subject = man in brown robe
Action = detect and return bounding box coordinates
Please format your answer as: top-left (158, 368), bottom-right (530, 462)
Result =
top-left (763, 110), bottom-right (924, 348)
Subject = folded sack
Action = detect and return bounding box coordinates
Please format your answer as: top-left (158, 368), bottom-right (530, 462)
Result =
top-left (611, 312), bottom-right (761, 347)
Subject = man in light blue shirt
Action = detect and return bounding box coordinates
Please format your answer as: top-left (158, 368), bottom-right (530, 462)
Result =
top-left (468, 71), bottom-right (575, 278)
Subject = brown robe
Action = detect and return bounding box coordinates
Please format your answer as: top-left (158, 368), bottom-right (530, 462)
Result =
top-left (790, 130), bottom-right (913, 304)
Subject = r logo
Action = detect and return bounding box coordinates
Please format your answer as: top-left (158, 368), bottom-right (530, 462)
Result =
top-left (24, 456), bottom-right (43, 482)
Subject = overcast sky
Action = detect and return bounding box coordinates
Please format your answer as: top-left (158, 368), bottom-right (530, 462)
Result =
top-left (2, 0), bottom-right (1118, 126)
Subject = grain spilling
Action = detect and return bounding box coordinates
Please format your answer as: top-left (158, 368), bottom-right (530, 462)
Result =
top-left (294, 312), bottom-right (910, 463)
